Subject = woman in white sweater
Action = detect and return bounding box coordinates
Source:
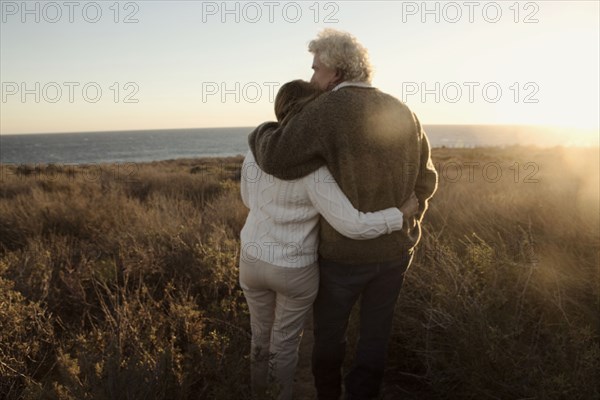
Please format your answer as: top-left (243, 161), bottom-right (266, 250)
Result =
top-left (240, 80), bottom-right (418, 400)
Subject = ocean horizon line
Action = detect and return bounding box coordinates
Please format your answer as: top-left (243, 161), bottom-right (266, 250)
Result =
top-left (2, 123), bottom-right (597, 137)
top-left (1, 125), bottom-right (597, 165)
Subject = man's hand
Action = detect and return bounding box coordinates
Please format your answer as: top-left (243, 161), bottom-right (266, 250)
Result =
top-left (399, 192), bottom-right (419, 219)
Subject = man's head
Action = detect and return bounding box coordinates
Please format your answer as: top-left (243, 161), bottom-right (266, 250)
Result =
top-left (308, 29), bottom-right (372, 91)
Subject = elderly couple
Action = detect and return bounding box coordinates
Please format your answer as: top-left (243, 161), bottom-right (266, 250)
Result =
top-left (239, 29), bottom-right (438, 400)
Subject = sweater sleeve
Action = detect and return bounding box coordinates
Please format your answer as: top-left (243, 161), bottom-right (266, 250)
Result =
top-left (413, 114), bottom-right (438, 220)
top-left (240, 154), bottom-right (250, 209)
top-left (240, 151), bottom-right (255, 209)
top-left (248, 97), bottom-right (330, 180)
top-left (303, 166), bottom-right (404, 240)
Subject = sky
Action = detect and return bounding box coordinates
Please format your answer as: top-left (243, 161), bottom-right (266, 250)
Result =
top-left (0, 0), bottom-right (599, 135)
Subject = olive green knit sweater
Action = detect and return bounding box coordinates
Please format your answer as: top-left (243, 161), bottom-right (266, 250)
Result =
top-left (248, 85), bottom-right (438, 264)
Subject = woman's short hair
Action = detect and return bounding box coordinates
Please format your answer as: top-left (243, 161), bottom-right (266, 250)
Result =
top-left (308, 28), bottom-right (373, 84)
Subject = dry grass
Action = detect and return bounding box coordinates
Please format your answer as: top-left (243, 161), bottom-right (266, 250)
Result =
top-left (385, 146), bottom-right (599, 399)
top-left (0, 147), bottom-right (598, 399)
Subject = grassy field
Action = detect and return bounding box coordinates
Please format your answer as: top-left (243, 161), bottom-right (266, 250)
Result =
top-left (0, 146), bottom-right (598, 399)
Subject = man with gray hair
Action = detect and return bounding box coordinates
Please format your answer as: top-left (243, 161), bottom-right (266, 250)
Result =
top-left (248, 28), bottom-right (438, 400)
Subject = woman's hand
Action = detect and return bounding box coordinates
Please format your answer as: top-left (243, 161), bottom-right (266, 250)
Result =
top-left (399, 192), bottom-right (419, 219)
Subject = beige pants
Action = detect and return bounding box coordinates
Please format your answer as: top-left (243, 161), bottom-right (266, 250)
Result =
top-left (239, 258), bottom-right (319, 400)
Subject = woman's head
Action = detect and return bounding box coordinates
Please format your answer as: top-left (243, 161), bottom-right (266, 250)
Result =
top-left (275, 80), bottom-right (323, 125)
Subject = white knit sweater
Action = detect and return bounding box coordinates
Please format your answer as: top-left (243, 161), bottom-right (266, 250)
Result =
top-left (240, 151), bottom-right (404, 268)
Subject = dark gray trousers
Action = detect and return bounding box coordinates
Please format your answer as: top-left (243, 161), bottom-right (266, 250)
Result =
top-left (312, 251), bottom-right (413, 400)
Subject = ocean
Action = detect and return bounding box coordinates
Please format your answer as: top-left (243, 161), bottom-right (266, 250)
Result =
top-left (0, 125), bottom-right (597, 165)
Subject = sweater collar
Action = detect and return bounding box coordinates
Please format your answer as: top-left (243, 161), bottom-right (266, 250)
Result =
top-left (332, 81), bottom-right (373, 91)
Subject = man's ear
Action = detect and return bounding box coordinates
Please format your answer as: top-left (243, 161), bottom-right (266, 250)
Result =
top-left (327, 70), bottom-right (343, 90)
top-left (334, 69), bottom-right (343, 83)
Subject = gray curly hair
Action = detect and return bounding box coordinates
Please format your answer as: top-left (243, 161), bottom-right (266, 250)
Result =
top-left (308, 28), bottom-right (373, 84)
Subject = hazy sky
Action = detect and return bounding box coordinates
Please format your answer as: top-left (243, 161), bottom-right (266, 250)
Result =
top-left (1, 0), bottom-right (599, 134)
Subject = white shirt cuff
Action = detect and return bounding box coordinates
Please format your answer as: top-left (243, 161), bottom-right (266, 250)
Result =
top-left (381, 208), bottom-right (404, 233)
